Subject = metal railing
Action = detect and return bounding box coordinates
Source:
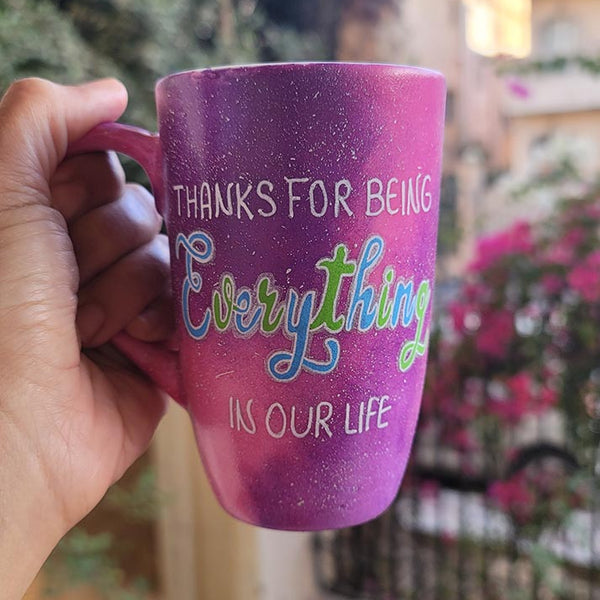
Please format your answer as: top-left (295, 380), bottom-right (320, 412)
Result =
top-left (314, 423), bottom-right (600, 599)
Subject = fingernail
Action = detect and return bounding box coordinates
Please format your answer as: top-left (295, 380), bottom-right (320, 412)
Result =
top-left (127, 306), bottom-right (164, 341)
top-left (77, 303), bottom-right (105, 346)
top-left (77, 78), bottom-right (126, 92)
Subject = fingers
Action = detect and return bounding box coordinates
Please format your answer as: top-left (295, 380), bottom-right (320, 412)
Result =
top-left (0, 78), bottom-right (171, 349)
top-left (52, 151), bottom-right (170, 346)
top-left (50, 151), bottom-right (126, 222)
top-left (70, 183), bottom-right (162, 285)
top-left (125, 294), bottom-right (175, 342)
top-left (0, 78), bottom-right (127, 198)
top-left (77, 235), bottom-right (171, 347)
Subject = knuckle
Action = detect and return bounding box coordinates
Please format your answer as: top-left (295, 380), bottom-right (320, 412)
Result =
top-left (125, 183), bottom-right (161, 226)
top-left (127, 182), bottom-right (153, 201)
top-left (156, 233), bottom-right (170, 252)
top-left (0, 79), bottom-right (58, 172)
top-left (3, 77), bottom-right (55, 107)
top-left (152, 233), bottom-right (170, 256)
top-left (145, 238), bottom-right (171, 276)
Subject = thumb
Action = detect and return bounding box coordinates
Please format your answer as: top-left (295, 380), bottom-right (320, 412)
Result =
top-left (0, 78), bottom-right (128, 206)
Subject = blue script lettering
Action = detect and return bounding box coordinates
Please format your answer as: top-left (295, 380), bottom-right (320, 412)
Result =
top-left (176, 231), bottom-right (214, 339)
top-left (268, 290), bottom-right (340, 382)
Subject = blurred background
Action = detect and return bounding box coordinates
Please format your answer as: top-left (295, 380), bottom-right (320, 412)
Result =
top-left (2, 0), bottom-right (600, 598)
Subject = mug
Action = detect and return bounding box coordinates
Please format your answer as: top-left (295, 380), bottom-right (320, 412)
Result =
top-left (71, 62), bottom-right (446, 531)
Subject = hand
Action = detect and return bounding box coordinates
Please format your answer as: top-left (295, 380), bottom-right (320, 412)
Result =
top-left (0, 79), bottom-right (172, 599)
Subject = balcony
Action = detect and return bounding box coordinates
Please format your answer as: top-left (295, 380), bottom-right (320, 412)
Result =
top-left (502, 67), bottom-right (600, 116)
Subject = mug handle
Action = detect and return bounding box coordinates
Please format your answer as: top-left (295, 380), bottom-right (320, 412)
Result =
top-left (69, 123), bottom-right (185, 407)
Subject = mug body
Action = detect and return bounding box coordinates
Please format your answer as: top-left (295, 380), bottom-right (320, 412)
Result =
top-left (156, 63), bottom-right (445, 530)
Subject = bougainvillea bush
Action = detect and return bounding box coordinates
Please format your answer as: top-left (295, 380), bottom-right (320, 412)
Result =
top-left (419, 187), bottom-right (600, 534)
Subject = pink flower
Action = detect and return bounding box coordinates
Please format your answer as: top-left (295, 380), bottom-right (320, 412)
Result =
top-left (488, 473), bottom-right (535, 525)
top-left (543, 240), bottom-right (575, 267)
top-left (539, 385), bottom-right (558, 410)
top-left (465, 282), bottom-right (491, 303)
top-left (443, 428), bottom-right (478, 452)
top-left (475, 310), bottom-right (514, 359)
top-left (540, 273), bottom-right (563, 295)
top-left (454, 398), bottom-right (480, 421)
top-left (542, 227), bottom-right (586, 267)
top-left (508, 371), bottom-right (532, 398)
top-left (449, 301), bottom-right (468, 332)
top-left (584, 202), bottom-right (600, 219)
top-left (506, 77), bottom-right (530, 99)
top-left (449, 301), bottom-right (481, 333)
top-left (568, 250), bottom-right (600, 302)
top-left (565, 227), bottom-right (587, 247)
top-left (469, 222), bottom-right (534, 272)
top-left (488, 372), bottom-right (557, 424)
top-left (419, 480), bottom-right (440, 499)
top-left (488, 372), bottom-right (533, 423)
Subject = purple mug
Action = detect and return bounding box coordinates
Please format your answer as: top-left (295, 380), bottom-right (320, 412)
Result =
top-left (71, 63), bottom-right (446, 531)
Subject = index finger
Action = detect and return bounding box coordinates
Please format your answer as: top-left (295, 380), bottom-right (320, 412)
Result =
top-left (50, 151), bottom-right (126, 222)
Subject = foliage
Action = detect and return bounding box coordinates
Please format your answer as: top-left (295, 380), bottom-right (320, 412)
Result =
top-left (0, 0), bottom-right (325, 182)
top-left (500, 54), bottom-right (600, 77)
top-left (43, 467), bottom-right (162, 599)
top-left (43, 530), bottom-right (151, 600)
top-left (104, 465), bottom-right (167, 520)
top-left (0, 0), bottom-right (325, 130)
top-left (421, 157), bottom-right (600, 537)
top-left (0, 0), bottom-right (115, 84)
top-left (488, 465), bottom-right (590, 534)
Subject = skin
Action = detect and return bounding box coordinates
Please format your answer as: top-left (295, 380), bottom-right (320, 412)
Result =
top-left (0, 78), bottom-right (173, 599)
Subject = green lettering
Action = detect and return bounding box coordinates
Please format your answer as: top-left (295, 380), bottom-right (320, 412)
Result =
top-left (311, 244), bottom-right (356, 332)
top-left (213, 274), bottom-right (235, 331)
top-left (376, 267), bottom-right (395, 328)
top-left (398, 280), bottom-right (431, 371)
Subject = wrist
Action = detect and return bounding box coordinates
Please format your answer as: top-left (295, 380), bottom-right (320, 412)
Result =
top-left (0, 415), bottom-right (67, 599)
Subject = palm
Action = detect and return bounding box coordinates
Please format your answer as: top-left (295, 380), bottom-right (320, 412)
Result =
top-left (63, 354), bottom-right (165, 524)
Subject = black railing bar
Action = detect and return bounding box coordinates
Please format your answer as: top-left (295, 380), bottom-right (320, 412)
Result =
top-left (388, 492), bottom-right (400, 596)
top-left (457, 447), bottom-right (468, 600)
top-left (431, 397), bottom-right (445, 600)
top-left (506, 426), bottom-right (518, 597)
top-left (411, 480), bottom-right (422, 599)
top-left (590, 450), bottom-right (599, 600)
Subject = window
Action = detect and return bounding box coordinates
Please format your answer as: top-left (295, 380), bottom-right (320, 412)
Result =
top-left (463, 0), bottom-right (532, 58)
top-left (538, 18), bottom-right (579, 58)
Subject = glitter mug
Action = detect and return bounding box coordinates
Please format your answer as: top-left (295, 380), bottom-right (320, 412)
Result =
top-left (71, 63), bottom-right (446, 531)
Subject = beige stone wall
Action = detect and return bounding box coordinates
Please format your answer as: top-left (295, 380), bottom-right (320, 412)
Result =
top-left (532, 0), bottom-right (600, 58)
top-left (507, 110), bottom-right (600, 177)
top-left (504, 0), bottom-right (600, 173)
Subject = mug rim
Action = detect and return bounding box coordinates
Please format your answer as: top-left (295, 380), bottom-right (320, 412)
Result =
top-left (156, 61), bottom-right (444, 90)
